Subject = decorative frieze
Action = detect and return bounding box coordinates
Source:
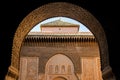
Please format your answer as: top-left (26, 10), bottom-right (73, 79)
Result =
top-left (23, 35), bottom-right (97, 47)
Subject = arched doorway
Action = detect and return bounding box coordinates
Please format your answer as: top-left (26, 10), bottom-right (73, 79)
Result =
top-left (45, 54), bottom-right (78, 80)
top-left (53, 77), bottom-right (67, 80)
top-left (5, 2), bottom-right (115, 80)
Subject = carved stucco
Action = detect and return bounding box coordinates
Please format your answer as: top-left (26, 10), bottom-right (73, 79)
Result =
top-left (6, 2), bottom-right (115, 80)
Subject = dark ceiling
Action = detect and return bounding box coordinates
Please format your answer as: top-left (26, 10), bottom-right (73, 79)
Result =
top-left (0, 0), bottom-right (120, 80)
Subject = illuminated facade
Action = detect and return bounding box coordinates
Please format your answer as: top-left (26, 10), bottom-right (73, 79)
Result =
top-left (5, 2), bottom-right (115, 80)
top-left (19, 20), bottom-right (103, 80)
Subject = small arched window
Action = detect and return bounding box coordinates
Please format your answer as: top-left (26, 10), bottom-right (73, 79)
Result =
top-left (55, 65), bottom-right (59, 73)
top-left (68, 65), bottom-right (71, 74)
top-left (61, 65), bottom-right (65, 73)
top-left (49, 65), bottom-right (53, 74)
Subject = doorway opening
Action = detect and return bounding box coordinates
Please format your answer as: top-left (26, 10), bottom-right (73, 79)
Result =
top-left (5, 2), bottom-right (115, 80)
top-left (53, 77), bottom-right (67, 80)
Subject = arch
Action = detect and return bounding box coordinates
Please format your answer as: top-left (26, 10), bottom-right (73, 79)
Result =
top-left (6, 2), bottom-right (115, 80)
top-left (53, 77), bottom-right (67, 80)
top-left (45, 54), bottom-right (75, 74)
top-left (38, 52), bottom-right (80, 73)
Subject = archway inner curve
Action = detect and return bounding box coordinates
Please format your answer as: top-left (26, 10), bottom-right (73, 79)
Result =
top-left (53, 77), bottom-right (67, 80)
